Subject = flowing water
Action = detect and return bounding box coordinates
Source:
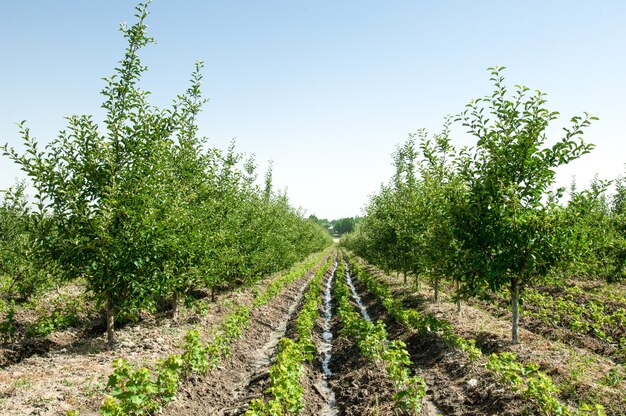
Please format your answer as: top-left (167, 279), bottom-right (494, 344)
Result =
top-left (321, 261), bottom-right (339, 416)
top-left (344, 264), bottom-right (372, 322)
top-left (343, 261), bottom-right (445, 415)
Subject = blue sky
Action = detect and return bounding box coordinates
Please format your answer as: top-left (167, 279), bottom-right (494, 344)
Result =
top-left (1, 1), bottom-right (625, 219)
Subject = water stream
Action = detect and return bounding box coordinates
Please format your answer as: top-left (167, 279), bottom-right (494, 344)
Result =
top-left (320, 261), bottom-right (339, 416)
top-left (344, 264), bottom-right (372, 322)
top-left (343, 261), bottom-right (445, 416)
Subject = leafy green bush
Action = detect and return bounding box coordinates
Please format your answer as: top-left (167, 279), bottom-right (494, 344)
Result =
top-left (0, 305), bottom-right (18, 345)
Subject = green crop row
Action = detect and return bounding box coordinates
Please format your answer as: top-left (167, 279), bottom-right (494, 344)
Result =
top-left (345, 254), bottom-right (607, 416)
top-left (245, 255), bottom-right (334, 415)
top-left (524, 289), bottom-right (626, 357)
top-left (97, 249), bottom-right (331, 416)
top-left (334, 258), bottom-right (426, 414)
top-left (346, 255), bottom-right (482, 362)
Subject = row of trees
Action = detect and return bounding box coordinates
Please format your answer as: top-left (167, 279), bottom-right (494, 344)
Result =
top-left (1, 3), bottom-right (331, 345)
top-left (342, 67), bottom-right (626, 344)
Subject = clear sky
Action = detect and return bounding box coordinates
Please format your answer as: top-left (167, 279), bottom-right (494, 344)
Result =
top-left (1, 1), bottom-right (625, 219)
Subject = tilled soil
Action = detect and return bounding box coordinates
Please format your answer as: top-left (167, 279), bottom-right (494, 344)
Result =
top-left (8, 252), bottom-right (622, 415)
top-left (322, 263), bottom-right (442, 416)
top-left (164, 267), bottom-right (328, 415)
top-left (0, 265), bottom-right (307, 415)
top-left (469, 294), bottom-right (624, 362)
top-left (364, 264), bottom-right (626, 415)
top-left (346, 270), bottom-right (521, 416)
top-left (329, 330), bottom-right (399, 415)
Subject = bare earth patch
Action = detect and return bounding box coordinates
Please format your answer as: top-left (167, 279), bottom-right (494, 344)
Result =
top-left (0, 273), bottom-right (281, 415)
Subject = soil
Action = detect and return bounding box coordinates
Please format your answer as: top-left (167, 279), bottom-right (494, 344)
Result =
top-left (362, 263), bottom-right (626, 415)
top-left (329, 333), bottom-right (399, 415)
top-left (346, 268), bottom-right (522, 416)
top-left (469, 290), bottom-right (624, 362)
top-left (163, 266), bottom-right (328, 415)
top-left (4, 249), bottom-right (624, 415)
top-left (0, 263), bottom-right (307, 415)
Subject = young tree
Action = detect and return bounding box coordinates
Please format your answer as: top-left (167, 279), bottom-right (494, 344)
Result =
top-left (3, 3), bottom-right (203, 345)
top-left (0, 183), bottom-right (59, 300)
top-left (454, 67), bottom-right (595, 344)
top-left (413, 122), bottom-right (464, 304)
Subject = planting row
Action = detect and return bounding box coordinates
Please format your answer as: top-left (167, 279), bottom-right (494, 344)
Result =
top-left (244, 255), bottom-right (335, 415)
top-left (97, 249), bottom-right (331, 416)
top-left (345, 253), bottom-right (608, 416)
top-left (334, 255), bottom-right (427, 413)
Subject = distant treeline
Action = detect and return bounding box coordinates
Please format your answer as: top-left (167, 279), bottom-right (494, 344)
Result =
top-left (310, 216), bottom-right (361, 235)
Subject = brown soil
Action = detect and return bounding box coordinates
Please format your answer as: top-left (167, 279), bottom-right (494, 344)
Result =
top-left (0, 266), bottom-right (300, 415)
top-left (163, 266), bottom-right (327, 416)
top-left (347, 271), bottom-right (522, 416)
top-left (0, 284), bottom-right (97, 368)
top-left (469, 291), bottom-right (624, 362)
top-left (6, 250), bottom-right (622, 415)
top-left (329, 333), bottom-right (399, 415)
top-left (363, 264), bottom-right (626, 416)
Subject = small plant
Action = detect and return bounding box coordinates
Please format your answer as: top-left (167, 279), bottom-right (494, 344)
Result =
top-left (181, 330), bottom-right (210, 377)
top-left (384, 340), bottom-right (426, 412)
top-left (101, 359), bottom-right (160, 416)
top-left (0, 305), bottom-right (18, 344)
top-left (155, 354), bottom-right (183, 403)
top-left (600, 368), bottom-right (624, 387)
top-left (246, 338), bottom-right (305, 415)
top-left (578, 403), bottom-right (607, 416)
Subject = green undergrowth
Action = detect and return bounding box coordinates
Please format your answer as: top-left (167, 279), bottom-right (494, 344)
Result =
top-left (98, 248), bottom-right (332, 416)
top-left (479, 283), bottom-right (626, 362)
top-left (334, 254), bottom-right (426, 414)
top-left (1, 290), bottom-right (95, 346)
top-left (345, 253), bottom-right (606, 416)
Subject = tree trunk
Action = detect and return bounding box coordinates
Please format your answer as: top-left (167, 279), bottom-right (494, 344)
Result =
top-left (434, 277), bottom-right (440, 303)
top-left (7, 276), bottom-right (17, 297)
top-left (172, 291), bottom-right (180, 322)
top-left (403, 270), bottom-right (407, 285)
top-left (106, 299), bottom-right (115, 346)
top-left (414, 275), bottom-right (420, 290)
top-left (511, 280), bottom-right (520, 344)
top-left (455, 279), bottom-right (461, 314)
top-left (211, 286), bottom-right (216, 302)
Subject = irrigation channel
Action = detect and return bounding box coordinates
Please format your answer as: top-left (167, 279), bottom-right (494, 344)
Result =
top-left (344, 262), bottom-right (372, 323)
top-left (321, 261), bottom-right (339, 416)
top-left (341, 258), bottom-right (444, 416)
